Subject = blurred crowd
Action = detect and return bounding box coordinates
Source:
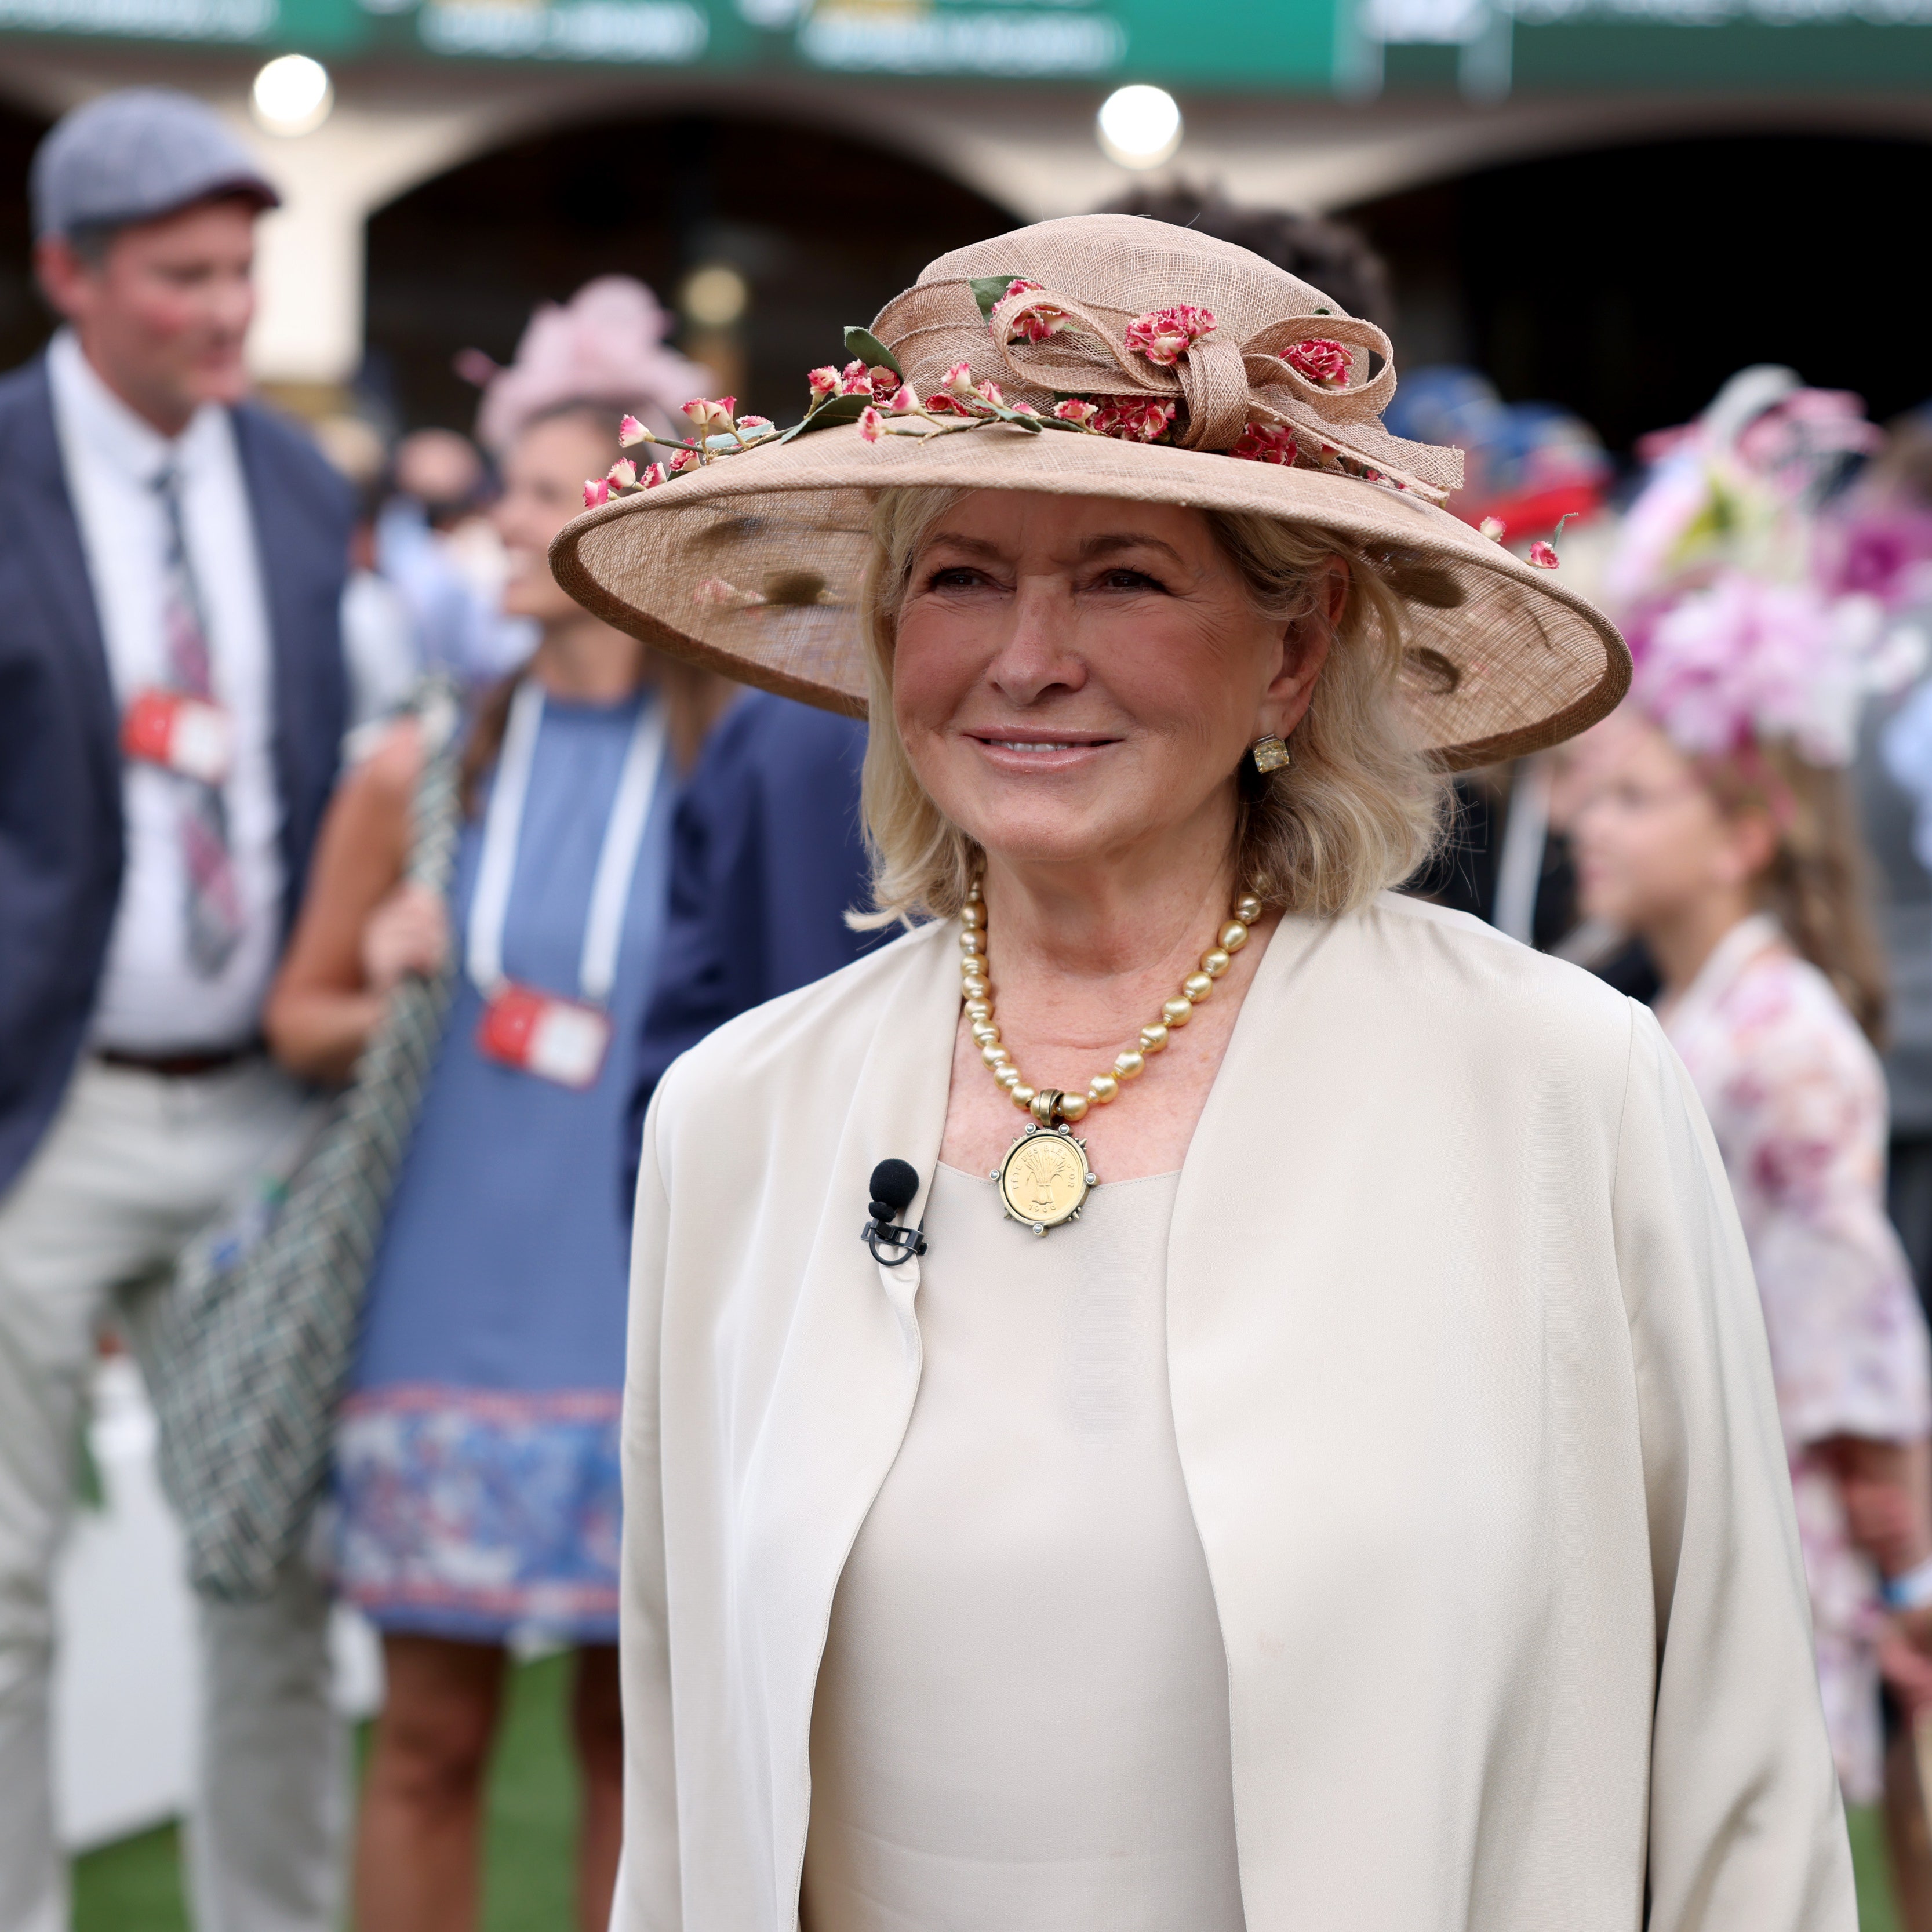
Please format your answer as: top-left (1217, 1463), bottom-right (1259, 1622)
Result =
top-left (9, 80), bottom-right (1932, 1932)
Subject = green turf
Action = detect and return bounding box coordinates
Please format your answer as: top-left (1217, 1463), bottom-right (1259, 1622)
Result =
top-left (74, 1650), bottom-right (581, 1932)
top-left (70, 1700), bottom-right (1908, 1931)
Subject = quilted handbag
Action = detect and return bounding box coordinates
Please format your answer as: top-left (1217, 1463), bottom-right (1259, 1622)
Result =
top-left (133, 679), bottom-right (464, 1601)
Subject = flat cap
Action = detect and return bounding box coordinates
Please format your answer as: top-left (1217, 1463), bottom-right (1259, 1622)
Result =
top-left (31, 88), bottom-right (279, 241)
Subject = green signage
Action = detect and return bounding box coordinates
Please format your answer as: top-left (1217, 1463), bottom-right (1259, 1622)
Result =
top-left (3, 0), bottom-right (1930, 89)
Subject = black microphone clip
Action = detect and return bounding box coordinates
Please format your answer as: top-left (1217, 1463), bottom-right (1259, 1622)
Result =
top-left (862, 1158), bottom-right (928, 1266)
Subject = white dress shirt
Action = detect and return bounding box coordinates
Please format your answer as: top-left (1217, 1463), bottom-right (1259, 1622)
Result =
top-left (48, 329), bottom-right (284, 1053)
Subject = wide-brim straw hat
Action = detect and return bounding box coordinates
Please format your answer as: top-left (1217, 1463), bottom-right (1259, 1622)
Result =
top-left (552, 214), bottom-right (1628, 769)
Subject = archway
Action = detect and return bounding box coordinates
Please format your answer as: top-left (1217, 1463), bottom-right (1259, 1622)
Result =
top-left (0, 96), bottom-right (53, 377)
top-left (364, 110), bottom-right (1017, 434)
top-left (1344, 133), bottom-right (1932, 452)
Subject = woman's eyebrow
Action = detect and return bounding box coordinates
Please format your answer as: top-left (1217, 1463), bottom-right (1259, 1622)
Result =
top-left (1075, 533), bottom-right (1186, 566)
top-left (919, 533), bottom-right (1006, 562)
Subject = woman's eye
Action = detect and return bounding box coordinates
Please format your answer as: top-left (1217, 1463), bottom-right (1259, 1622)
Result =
top-left (925, 566), bottom-right (988, 591)
top-left (1094, 567), bottom-right (1165, 592)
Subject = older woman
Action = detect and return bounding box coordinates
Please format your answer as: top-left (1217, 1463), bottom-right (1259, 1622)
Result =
top-left (555, 217), bottom-right (1853, 1930)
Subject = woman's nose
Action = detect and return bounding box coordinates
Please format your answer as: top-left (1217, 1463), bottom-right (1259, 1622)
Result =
top-left (984, 578), bottom-right (1086, 707)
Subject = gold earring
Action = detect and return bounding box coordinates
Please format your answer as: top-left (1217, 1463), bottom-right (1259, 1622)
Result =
top-left (1250, 734), bottom-right (1290, 774)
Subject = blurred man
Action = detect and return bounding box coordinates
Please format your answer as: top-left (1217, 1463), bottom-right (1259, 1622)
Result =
top-left (0, 90), bottom-right (351, 1932)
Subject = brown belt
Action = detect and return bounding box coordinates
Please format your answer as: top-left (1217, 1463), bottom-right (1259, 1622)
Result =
top-left (96, 1042), bottom-right (263, 1079)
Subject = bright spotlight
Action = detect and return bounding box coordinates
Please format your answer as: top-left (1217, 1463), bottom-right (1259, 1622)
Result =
top-left (680, 263), bottom-right (749, 329)
top-left (1097, 85), bottom-right (1181, 169)
top-left (251, 54), bottom-right (333, 136)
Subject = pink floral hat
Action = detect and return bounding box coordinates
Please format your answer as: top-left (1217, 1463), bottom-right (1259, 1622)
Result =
top-left (551, 215), bottom-right (1629, 769)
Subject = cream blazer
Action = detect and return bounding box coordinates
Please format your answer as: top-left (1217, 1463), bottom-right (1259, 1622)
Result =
top-left (617, 892), bottom-right (1854, 1932)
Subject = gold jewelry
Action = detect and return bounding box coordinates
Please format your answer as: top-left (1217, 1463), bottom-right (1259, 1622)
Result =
top-left (961, 881), bottom-right (1262, 1236)
top-left (1250, 733), bottom-right (1291, 774)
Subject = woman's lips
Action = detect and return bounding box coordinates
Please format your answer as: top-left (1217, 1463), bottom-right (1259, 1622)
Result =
top-left (965, 732), bottom-right (1120, 773)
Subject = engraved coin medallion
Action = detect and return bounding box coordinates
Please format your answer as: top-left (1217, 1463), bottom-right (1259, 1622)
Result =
top-left (993, 1124), bottom-right (1097, 1236)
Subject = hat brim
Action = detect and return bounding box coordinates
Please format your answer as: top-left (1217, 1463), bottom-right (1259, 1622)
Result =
top-left (550, 419), bottom-right (1629, 770)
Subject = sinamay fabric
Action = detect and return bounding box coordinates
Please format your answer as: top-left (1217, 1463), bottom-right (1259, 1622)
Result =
top-left (554, 216), bottom-right (1631, 769)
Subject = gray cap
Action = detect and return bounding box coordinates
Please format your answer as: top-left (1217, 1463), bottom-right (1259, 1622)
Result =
top-left (31, 88), bottom-right (279, 241)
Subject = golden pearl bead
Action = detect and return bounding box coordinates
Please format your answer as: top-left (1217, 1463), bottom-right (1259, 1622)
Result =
top-left (965, 998), bottom-right (992, 1022)
top-left (1200, 948), bottom-right (1232, 978)
top-left (1161, 998), bottom-right (1193, 1027)
top-left (959, 929), bottom-right (984, 955)
top-left (981, 1045), bottom-right (1010, 1069)
top-left (962, 974), bottom-right (988, 1000)
top-left (1139, 1024), bottom-right (1169, 1053)
top-left (970, 1020), bottom-right (1000, 1045)
top-left (960, 901), bottom-right (984, 928)
top-left (1010, 1084), bottom-right (1036, 1109)
top-left (1183, 972), bottom-right (1214, 1003)
top-left (1058, 1092), bottom-right (1089, 1122)
top-left (1114, 1049), bottom-right (1145, 1080)
top-left (1088, 1074), bottom-right (1119, 1104)
top-left (995, 1066), bottom-right (1022, 1090)
top-left (1235, 893), bottom-right (1262, 924)
top-left (1220, 920), bottom-right (1249, 954)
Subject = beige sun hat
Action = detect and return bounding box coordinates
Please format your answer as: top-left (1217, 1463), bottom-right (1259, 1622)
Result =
top-left (551, 214), bottom-right (1629, 769)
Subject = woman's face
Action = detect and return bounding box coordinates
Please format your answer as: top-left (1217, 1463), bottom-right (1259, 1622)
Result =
top-left (1570, 717), bottom-right (1767, 934)
top-left (495, 412), bottom-right (613, 623)
top-left (891, 492), bottom-right (1332, 874)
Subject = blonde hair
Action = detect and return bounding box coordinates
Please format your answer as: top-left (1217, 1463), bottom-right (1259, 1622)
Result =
top-left (856, 487), bottom-right (1449, 926)
top-left (1704, 741), bottom-right (1889, 1045)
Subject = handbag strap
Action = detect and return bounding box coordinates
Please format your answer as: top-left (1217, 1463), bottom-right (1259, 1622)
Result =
top-left (405, 675), bottom-right (464, 901)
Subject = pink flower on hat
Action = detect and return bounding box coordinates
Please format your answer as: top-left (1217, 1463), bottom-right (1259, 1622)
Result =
top-left (583, 478), bottom-right (612, 508)
top-left (1231, 421), bottom-right (1297, 465)
top-left (925, 391), bottom-right (972, 416)
top-left (1479, 516), bottom-right (1506, 542)
top-left (858, 406), bottom-right (885, 444)
top-left (1002, 279), bottom-right (1070, 344)
top-left (888, 386), bottom-right (922, 415)
top-left (1527, 541), bottom-right (1559, 570)
top-left (683, 396), bottom-right (737, 434)
top-left (1054, 399), bottom-right (1101, 427)
top-left (942, 362), bottom-right (977, 397)
top-left (972, 379), bottom-right (1006, 410)
top-left (668, 449), bottom-right (699, 474)
top-left (1124, 305), bottom-right (1217, 368)
top-left (838, 361), bottom-right (874, 398)
top-left (808, 366), bottom-right (840, 397)
top-left (617, 415), bottom-right (651, 449)
top-left (736, 414), bottom-right (774, 435)
top-left (1282, 338), bottom-right (1351, 389)
top-left (607, 458), bottom-right (638, 489)
top-left (1093, 398), bottom-right (1177, 443)
top-left (642, 462), bottom-right (668, 489)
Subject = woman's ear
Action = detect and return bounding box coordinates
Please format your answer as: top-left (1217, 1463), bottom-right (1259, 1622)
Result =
top-left (1257, 558), bottom-right (1345, 741)
top-left (1718, 806), bottom-right (1780, 887)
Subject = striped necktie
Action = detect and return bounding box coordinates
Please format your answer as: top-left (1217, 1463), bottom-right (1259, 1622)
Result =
top-left (154, 461), bottom-right (243, 976)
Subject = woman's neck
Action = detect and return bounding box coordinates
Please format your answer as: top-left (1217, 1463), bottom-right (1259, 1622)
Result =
top-left (1643, 887), bottom-right (1762, 1006)
top-left (530, 617), bottom-right (646, 703)
top-left (979, 812), bottom-right (1240, 994)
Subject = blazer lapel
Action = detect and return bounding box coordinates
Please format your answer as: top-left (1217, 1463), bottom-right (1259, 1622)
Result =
top-left (732, 920), bottom-right (958, 1922)
top-left (1, 362), bottom-right (118, 796)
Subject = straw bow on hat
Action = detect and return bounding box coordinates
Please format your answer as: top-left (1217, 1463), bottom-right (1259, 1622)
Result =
top-left (552, 215), bottom-right (1629, 769)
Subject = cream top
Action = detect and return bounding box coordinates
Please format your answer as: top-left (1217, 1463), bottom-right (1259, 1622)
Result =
top-left (801, 1160), bottom-right (1246, 1932)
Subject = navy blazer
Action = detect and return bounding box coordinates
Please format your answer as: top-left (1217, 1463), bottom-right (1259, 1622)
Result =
top-left (626, 690), bottom-right (882, 1205)
top-left (0, 352), bottom-right (352, 1198)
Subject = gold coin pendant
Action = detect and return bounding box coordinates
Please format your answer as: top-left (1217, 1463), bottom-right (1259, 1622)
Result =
top-left (992, 1125), bottom-right (1097, 1237)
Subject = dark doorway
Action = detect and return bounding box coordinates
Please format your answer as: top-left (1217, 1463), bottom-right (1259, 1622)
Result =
top-left (0, 98), bottom-right (54, 378)
top-left (364, 111), bottom-right (1016, 435)
top-left (1347, 134), bottom-right (1932, 454)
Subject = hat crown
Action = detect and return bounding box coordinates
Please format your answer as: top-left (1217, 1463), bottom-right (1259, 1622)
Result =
top-left (872, 214), bottom-right (1458, 496)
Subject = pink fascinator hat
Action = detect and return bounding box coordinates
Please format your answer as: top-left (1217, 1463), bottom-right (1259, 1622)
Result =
top-left (464, 276), bottom-right (712, 456)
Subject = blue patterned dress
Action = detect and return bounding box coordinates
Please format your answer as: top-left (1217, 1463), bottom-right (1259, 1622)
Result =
top-left (333, 690), bottom-right (672, 1643)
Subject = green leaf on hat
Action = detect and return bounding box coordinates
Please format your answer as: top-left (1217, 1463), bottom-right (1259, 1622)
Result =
top-left (968, 275), bottom-right (1017, 321)
top-left (842, 327), bottom-right (901, 376)
top-left (777, 393), bottom-right (872, 443)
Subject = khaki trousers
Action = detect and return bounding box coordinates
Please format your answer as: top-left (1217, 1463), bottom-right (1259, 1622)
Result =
top-left (0, 1059), bottom-right (347, 1932)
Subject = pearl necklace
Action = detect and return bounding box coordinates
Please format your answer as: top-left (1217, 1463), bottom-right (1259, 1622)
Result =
top-left (960, 881), bottom-right (1262, 1235)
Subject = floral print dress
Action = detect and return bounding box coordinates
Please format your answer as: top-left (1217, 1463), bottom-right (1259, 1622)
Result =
top-left (1664, 913), bottom-right (1932, 1800)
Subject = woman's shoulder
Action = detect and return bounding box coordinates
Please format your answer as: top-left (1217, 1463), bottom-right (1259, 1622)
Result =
top-left (1355, 891), bottom-right (1639, 1053)
top-left (652, 919), bottom-right (951, 1127)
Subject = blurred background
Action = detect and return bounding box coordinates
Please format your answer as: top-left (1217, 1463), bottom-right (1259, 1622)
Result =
top-left (6, 3), bottom-right (1931, 1927)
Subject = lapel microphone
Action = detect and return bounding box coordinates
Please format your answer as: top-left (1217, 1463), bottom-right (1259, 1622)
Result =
top-left (863, 1159), bottom-right (928, 1266)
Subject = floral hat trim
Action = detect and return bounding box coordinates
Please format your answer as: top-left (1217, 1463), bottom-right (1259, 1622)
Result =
top-left (583, 276), bottom-right (1465, 515)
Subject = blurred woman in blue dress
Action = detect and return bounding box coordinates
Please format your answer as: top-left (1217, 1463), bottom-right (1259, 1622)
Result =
top-left (265, 280), bottom-right (729, 1932)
